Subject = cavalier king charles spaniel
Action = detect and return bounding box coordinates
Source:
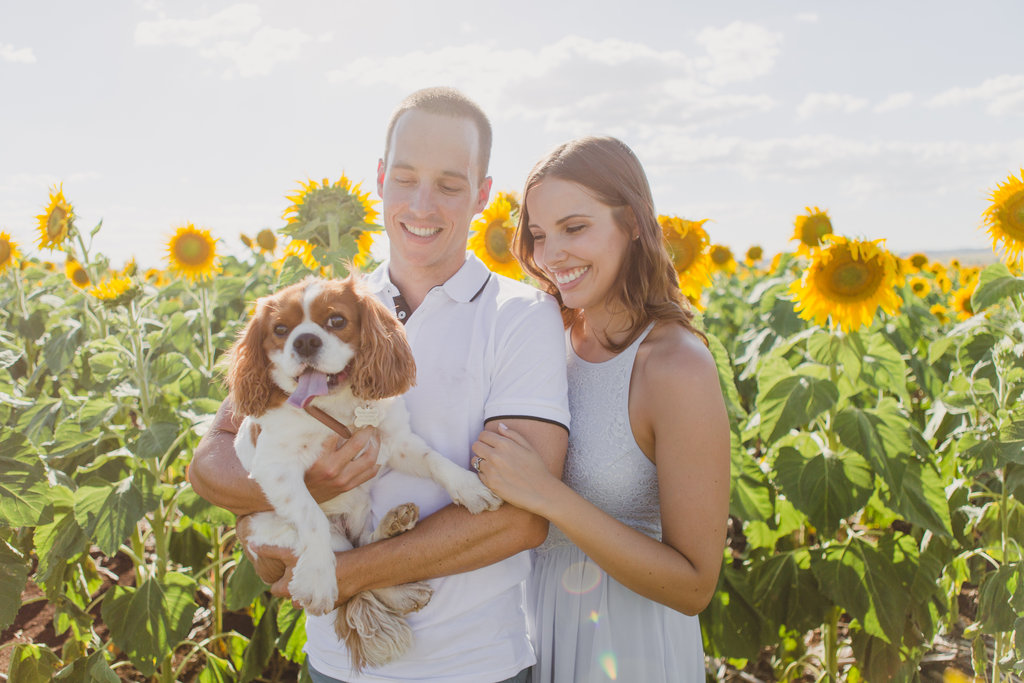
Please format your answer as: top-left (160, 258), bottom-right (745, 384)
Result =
top-left (226, 274), bottom-right (501, 670)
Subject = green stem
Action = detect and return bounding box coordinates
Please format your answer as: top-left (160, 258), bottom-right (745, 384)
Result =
top-left (200, 285), bottom-right (215, 374)
top-left (822, 605), bottom-right (841, 682)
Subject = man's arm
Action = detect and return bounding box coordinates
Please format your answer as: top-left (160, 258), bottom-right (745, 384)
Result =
top-left (267, 417), bottom-right (567, 605)
top-left (188, 398), bottom-right (382, 517)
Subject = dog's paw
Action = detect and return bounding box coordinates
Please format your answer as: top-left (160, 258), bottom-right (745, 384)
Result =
top-left (375, 581), bottom-right (433, 615)
top-left (379, 503), bottom-right (419, 538)
top-left (450, 476), bottom-right (503, 514)
top-left (290, 552), bottom-right (339, 615)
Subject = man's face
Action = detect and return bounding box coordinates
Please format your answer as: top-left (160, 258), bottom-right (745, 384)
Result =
top-left (377, 109), bottom-right (492, 281)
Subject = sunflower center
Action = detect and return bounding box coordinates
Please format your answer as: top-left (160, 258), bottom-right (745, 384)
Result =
top-left (998, 192), bottom-right (1024, 241)
top-left (820, 254), bottom-right (885, 301)
top-left (72, 266), bottom-right (90, 286)
top-left (175, 234), bottom-right (212, 266)
top-left (672, 233), bottom-right (699, 272)
top-left (801, 216), bottom-right (832, 246)
top-left (47, 207), bottom-right (68, 238)
top-left (0, 240), bottom-right (10, 263)
top-left (485, 222), bottom-right (514, 263)
top-left (256, 229), bottom-right (277, 251)
top-left (711, 247), bottom-right (731, 265)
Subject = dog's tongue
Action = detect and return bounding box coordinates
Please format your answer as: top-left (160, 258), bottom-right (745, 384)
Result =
top-left (288, 370), bottom-right (329, 409)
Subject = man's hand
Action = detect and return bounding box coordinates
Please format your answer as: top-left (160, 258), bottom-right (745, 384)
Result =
top-left (303, 427), bottom-right (381, 504)
top-left (235, 514), bottom-right (295, 586)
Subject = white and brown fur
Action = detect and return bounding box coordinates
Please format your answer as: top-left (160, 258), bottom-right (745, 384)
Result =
top-left (226, 275), bottom-right (501, 670)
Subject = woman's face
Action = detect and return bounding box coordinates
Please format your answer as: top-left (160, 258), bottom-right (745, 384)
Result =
top-left (525, 177), bottom-right (632, 313)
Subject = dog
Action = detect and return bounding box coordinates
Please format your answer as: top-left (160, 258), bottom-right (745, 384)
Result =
top-left (226, 274), bottom-right (501, 670)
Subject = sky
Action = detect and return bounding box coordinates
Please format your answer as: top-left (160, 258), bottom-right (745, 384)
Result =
top-left (2, 1), bottom-right (1022, 269)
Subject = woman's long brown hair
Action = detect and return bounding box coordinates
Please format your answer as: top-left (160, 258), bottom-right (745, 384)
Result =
top-left (513, 136), bottom-right (706, 351)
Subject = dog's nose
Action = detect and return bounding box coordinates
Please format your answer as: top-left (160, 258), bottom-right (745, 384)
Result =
top-left (292, 333), bottom-right (322, 358)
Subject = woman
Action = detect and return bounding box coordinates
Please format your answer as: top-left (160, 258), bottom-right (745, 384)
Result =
top-left (472, 137), bottom-right (730, 682)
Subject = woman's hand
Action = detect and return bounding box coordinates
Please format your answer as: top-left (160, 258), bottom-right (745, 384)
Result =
top-left (472, 423), bottom-right (562, 516)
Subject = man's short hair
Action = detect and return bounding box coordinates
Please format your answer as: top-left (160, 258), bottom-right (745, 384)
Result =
top-left (383, 87), bottom-right (493, 182)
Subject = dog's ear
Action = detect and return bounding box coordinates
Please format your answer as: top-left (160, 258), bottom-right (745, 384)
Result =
top-left (227, 298), bottom-right (278, 416)
top-left (349, 292), bottom-right (416, 401)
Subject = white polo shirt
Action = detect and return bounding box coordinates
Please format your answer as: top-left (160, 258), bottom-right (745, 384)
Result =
top-left (305, 254), bottom-right (570, 683)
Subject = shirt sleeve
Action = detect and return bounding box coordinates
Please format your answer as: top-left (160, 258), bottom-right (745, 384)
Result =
top-left (483, 290), bottom-right (570, 432)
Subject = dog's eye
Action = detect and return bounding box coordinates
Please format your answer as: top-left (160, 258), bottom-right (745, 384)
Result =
top-left (325, 314), bottom-right (347, 330)
top-left (272, 324), bottom-right (289, 336)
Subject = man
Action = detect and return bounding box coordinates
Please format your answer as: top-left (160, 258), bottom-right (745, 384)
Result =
top-left (188, 87), bottom-right (570, 683)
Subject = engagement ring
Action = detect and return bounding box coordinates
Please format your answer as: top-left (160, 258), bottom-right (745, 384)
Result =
top-left (472, 456), bottom-right (483, 473)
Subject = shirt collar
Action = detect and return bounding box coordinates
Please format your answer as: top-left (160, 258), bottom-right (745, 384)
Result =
top-left (365, 253), bottom-right (491, 303)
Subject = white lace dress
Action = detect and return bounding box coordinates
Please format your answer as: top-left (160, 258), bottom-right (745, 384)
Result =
top-left (527, 324), bottom-right (706, 683)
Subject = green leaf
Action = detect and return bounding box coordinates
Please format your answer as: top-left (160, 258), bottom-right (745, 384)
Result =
top-left (977, 562), bottom-right (1021, 633)
top-left (888, 457), bottom-right (953, 537)
top-left (239, 596), bottom-right (279, 683)
top-left (702, 565), bottom-right (767, 659)
top-left (198, 653), bottom-right (236, 683)
top-left (972, 262), bottom-right (1024, 311)
top-left (132, 421), bottom-right (183, 460)
top-left (53, 648), bottom-right (120, 682)
top-left (43, 320), bottom-right (83, 374)
top-left (0, 538), bottom-right (30, 630)
top-left (226, 552), bottom-right (268, 611)
top-left (757, 373), bottom-right (838, 443)
top-left (811, 537), bottom-right (909, 644)
top-left (7, 643), bottom-right (61, 683)
top-left (101, 573), bottom-right (198, 677)
top-left (33, 506), bottom-right (88, 594)
top-left (73, 475), bottom-right (148, 557)
top-left (177, 487), bottom-right (236, 526)
top-left (0, 453), bottom-right (56, 526)
top-left (774, 446), bottom-right (873, 536)
top-left (276, 599), bottom-right (308, 663)
top-left (750, 547), bottom-right (827, 634)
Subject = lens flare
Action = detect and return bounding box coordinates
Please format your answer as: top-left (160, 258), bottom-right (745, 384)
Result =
top-left (599, 652), bottom-right (618, 680)
top-left (560, 561), bottom-right (602, 595)
top-left (589, 610), bottom-right (601, 624)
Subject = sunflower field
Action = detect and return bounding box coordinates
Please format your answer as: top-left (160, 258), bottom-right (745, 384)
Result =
top-left (1, 171), bottom-right (1023, 682)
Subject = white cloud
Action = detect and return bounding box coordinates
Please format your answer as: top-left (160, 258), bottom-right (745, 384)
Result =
top-left (873, 92), bottom-right (915, 113)
top-left (797, 92), bottom-right (869, 119)
top-left (0, 43), bottom-right (36, 64)
top-left (694, 22), bottom-right (783, 85)
top-left (927, 74), bottom-right (1024, 116)
top-left (134, 4), bottom-right (311, 77)
top-left (326, 36), bottom-right (774, 133)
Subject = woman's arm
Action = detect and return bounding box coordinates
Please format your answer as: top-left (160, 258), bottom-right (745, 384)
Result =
top-left (474, 329), bottom-right (730, 615)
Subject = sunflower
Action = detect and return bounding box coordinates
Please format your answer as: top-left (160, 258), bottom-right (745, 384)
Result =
top-left (934, 272), bottom-right (952, 294)
top-left (930, 303), bottom-right (951, 325)
top-left (166, 223), bottom-right (220, 282)
top-left (0, 231), bottom-right (21, 273)
top-left (908, 253), bottom-right (929, 270)
top-left (65, 258), bottom-right (91, 289)
top-left (982, 169), bottom-right (1024, 267)
top-left (792, 207), bottom-right (833, 255)
top-left (283, 175), bottom-right (379, 250)
top-left (469, 192), bottom-right (522, 279)
top-left (909, 276), bottom-right (931, 298)
top-left (240, 233), bottom-right (254, 249)
top-left (144, 268), bottom-right (170, 287)
top-left (121, 258), bottom-right (137, 277)
top-left (254, 228), bottom-right (277, 255)
top-left (788, 235), bottom-right (902, 332)
top-left (709, 244), bottom-right (737, 274)
top-left (659, 216), bottom-right (712, 300)
top-left (744, 245), bottom-right (763, 266)
top-left (37, 184), bottom-right (75, 251)
top-left (951, 283), bottom-right (976, 320)
top-left (353, 229), bottom-right (380, 269)
top-left (89, 274), bottom-right (138, 307)
top-left (274, 238), bottom-right (319, 272)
